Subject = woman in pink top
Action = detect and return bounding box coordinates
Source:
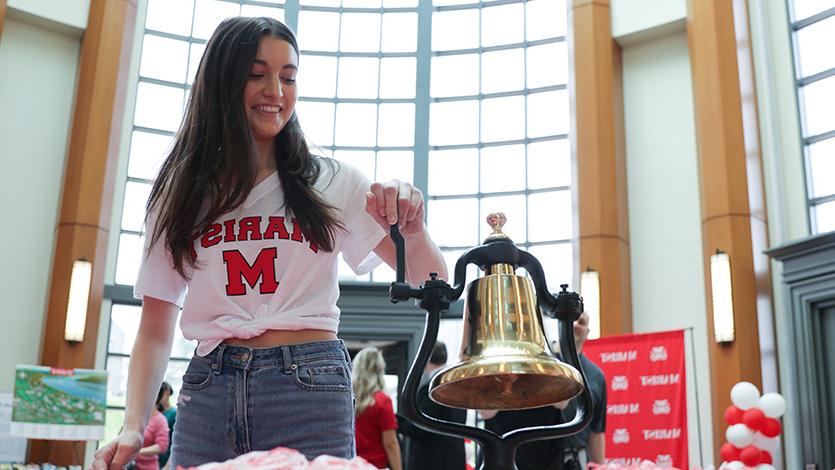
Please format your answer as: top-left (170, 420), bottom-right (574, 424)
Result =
top-left (133, 409), bottom-right (169, 470)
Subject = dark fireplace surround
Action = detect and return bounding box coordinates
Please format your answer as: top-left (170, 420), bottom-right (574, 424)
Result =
top-left (768, 231), bottom-right (835, 470)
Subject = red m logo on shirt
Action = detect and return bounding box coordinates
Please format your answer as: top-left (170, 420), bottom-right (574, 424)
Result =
top-left (223, 248), bottom-right (279, 296)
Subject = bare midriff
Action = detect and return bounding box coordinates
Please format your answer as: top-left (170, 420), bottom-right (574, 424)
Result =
top-left (225, 329), bottom-right (337, 348)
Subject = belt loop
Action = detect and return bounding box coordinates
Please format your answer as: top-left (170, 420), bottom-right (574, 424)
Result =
top-left (244, 347), bottom-right (255, 371)
top-left (341, 341), bottom-right (351, 363)
top-left (281, 345), bottom-right (293, 374)
top-left (213, 344), bottom-right (227, 375)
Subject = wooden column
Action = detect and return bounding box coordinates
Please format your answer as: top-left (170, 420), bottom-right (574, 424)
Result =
top-left (29, 0), bottom-right (137, 465)
top-left (687, 0), bottom-right (775, 458)
top-left (568, 0), bottom-right (632, 335)
top-left (0, 0), bottom-right (7, 43)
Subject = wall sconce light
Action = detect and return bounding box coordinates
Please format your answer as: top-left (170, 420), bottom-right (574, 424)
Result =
top-left (580, 268), bottom-right (600, 339)
top-left (710, 250), bottom-right (735, 344)
top-left (65, 259), bottom-right (92, 343)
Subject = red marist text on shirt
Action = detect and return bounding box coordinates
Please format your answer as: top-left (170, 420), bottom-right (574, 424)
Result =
top-left (196, 216), bottom-right (319, 252)
top-left (188, 216), bottom-right (320, 259)
top-left (187, 216), bottom-right (321, 296)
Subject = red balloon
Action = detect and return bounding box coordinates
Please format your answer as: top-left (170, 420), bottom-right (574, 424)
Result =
top-left (742, 407), bottom-right (766, 430)
top-left (740, 446), bottom-right (762, 466)
top-left (720, 443), bottom-right (741, 462)
top-left (725, 405), bottom-right (745, 425)
top-left (760, 450), bottom-right (773, 465)
top-left (761, 417), bottom-right (782, 437)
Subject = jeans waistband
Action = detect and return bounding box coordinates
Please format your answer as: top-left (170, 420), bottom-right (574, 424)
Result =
top-left (197, 339), bottom-right (350, 371)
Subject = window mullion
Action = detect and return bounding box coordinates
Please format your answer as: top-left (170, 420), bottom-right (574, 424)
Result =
top-left (284, 0), bottom-right (300, 31)
top-left (412, 0), bottom-right (433, 204)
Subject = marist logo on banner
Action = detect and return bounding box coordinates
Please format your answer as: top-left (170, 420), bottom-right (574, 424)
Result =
top-left (656, 455), bottom-right (673, 467)
top-left (652, 400), bottom-right (672, 415)
top-left (584, 330), bottom-right (688, 468)
top-left (612, 429), bottom-right (630, 444)
top-left (611, 376), bottom-right (629, 391)
top-left (650, 346), bottom-right (668, 362)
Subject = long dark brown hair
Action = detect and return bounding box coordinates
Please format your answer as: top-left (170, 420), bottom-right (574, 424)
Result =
top-left (146, 17), bottom-right (343, 277)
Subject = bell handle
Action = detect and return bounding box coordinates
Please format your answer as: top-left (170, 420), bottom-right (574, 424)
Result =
top-left (389, 224), bottom-right (441, 303)
top-left (390, 223), bottom-right (407, 283)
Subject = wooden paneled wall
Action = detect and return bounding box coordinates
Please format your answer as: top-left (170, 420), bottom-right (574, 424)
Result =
top-left (686, 0), bottom-right (775, 458)
top-left (570, 0), bottom-right (776, 460)
top-left (569, 0), bottom-right (632, 336)
top-left (29, 0), bottom-right (137, 465)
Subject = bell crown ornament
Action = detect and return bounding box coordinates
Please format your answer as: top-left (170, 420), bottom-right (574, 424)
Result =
top-left (484, 212), bottom-right (510, 242)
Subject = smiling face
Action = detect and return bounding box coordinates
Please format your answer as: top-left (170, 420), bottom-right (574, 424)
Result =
top-left (243, 36), bottom-right (299, 145)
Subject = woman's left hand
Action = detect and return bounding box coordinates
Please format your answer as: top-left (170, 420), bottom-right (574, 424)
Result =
top-left (365, 179), bottom-right (425, 237)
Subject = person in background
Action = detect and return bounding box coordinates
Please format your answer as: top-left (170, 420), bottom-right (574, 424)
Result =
top-left (479, 405), bottom-right (565, 470)
top-left (133, 404), bottom-right (169, 470)
top-left (558, 311), bottom-right (606, 468)
top-left (399, 341), bottom-right (467, 470)
top-left (352, 347), bottom-right (402, 470)
top-left (156, 382), bottom-right (176, 470)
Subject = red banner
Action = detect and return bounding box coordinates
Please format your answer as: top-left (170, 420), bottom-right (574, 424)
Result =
top-left (583, 330), bottom-right (688, 468)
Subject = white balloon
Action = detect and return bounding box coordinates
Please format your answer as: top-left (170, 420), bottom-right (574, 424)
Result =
top-left (755, 465), bottom-right (776, 470)
top-left (752, 432), bottom-right (779, 452)
top-left (726, 423), bottom-right (755, 447)
top-left (759, 393), bottom-right (787, 418)
top-left (730, 381), bottom-right (761, 409)
top-left (725, 461), bottom-right (745, 470)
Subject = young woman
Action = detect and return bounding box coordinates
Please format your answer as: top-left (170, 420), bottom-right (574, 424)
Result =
top-left (352, 348), bottom-right (402, 470)
top-left (91, 16), bottom-right (446, 470)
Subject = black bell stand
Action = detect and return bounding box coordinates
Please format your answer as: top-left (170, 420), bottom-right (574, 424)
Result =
top-left (388, 225), bottom-right (594, 470)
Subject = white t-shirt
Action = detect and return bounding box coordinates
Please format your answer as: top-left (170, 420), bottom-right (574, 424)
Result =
top-left (134, 160), bottom-right (386, 356)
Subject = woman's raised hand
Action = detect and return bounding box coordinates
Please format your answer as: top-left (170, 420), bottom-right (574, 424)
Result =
top-left (365, 180), bottom-right (425, 237)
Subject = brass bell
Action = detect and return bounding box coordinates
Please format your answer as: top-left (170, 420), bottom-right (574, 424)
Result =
top-left (429, 213), bottom-right (584, 410)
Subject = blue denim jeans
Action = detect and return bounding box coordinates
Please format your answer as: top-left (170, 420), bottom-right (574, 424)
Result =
top-left (169, 340), bottom-right (355, 468)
